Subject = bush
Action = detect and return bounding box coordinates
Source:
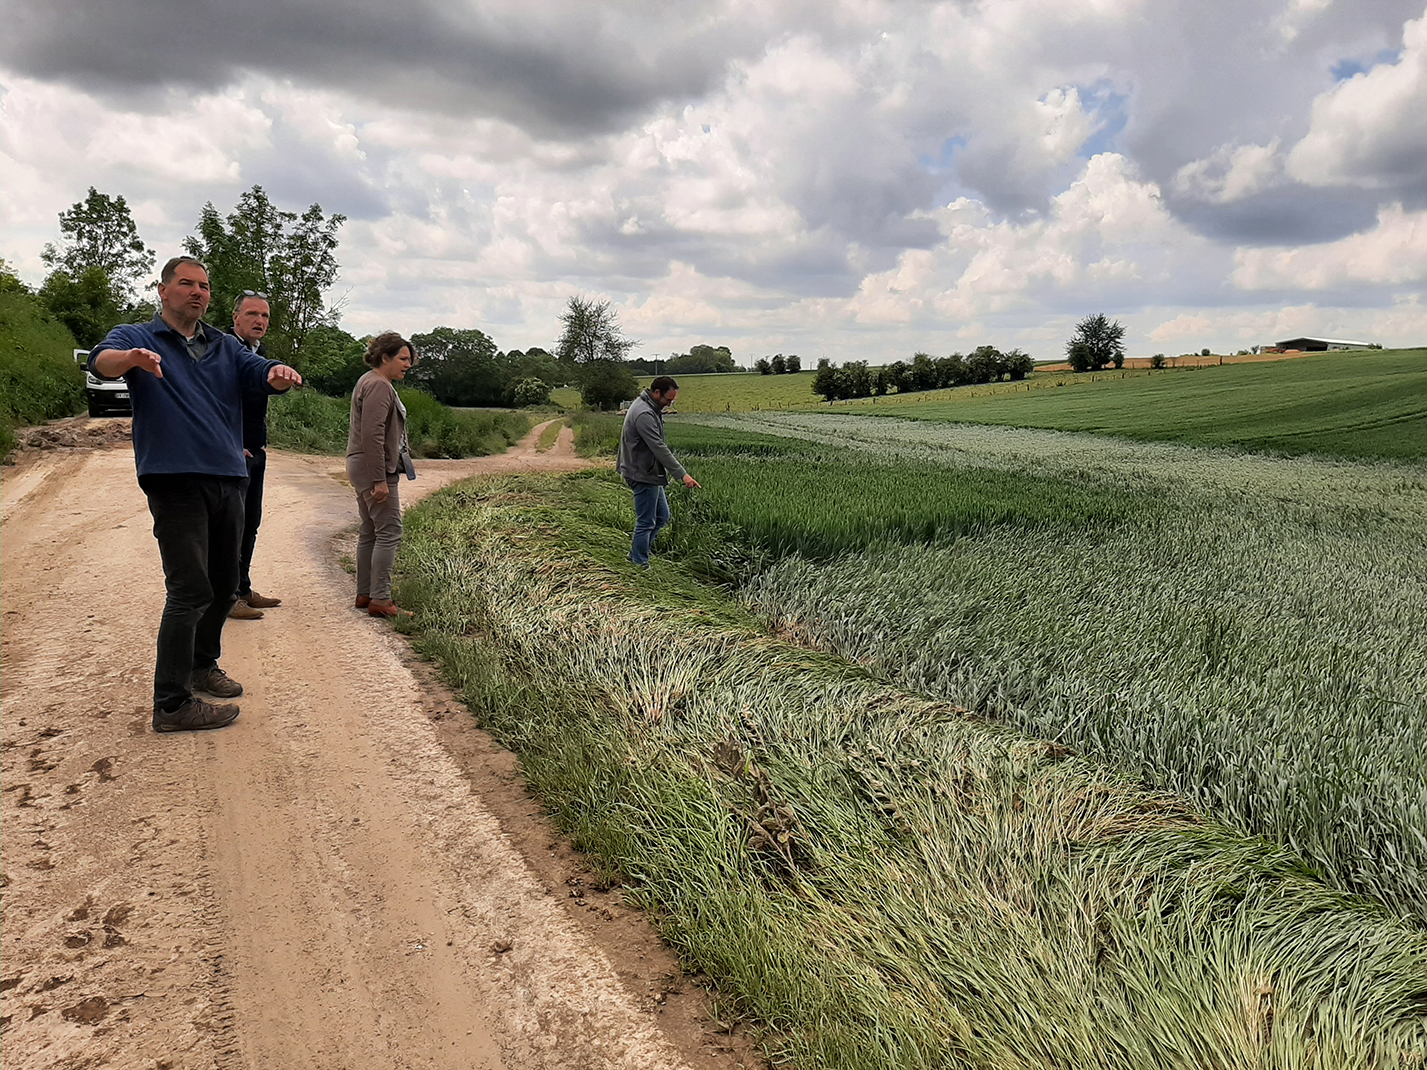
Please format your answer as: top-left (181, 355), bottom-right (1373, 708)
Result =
top-left (267, 385), bottom-right (530, 458)
top-left (0, 285), bottom-right (86, 456)
top-left (1150, 353), bottom-right (1167, 369)
top-left (266, 388), bottom-right (353, 453)
top-left (400, 387), bottom-right (531, 457)
top-left (579, 359), bottom-right (638, 411)
top-left (510, 376), bottom-right (551, 407)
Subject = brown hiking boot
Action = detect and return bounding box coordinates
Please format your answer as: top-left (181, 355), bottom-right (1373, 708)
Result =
top-left (354, 595), bottom-right (371, 609)
top-left (153, 697), bottom-right (240, 733)
top-left (191, 666), bottom-right (244, 698)
top-left (229, 599), bottom-right (263, 620)
top-left (243, 590), bottom-right (282, 608)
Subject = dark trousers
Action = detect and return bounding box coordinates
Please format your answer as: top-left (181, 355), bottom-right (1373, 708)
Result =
top-left (238, 448), bottom-right (266, 596)
top-left (142, 475), bottom-right (245, 712)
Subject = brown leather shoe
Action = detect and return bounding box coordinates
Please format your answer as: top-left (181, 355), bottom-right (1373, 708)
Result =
top-left (354, 595), bottom-right (371, 609)
top-left (228, 599), bottom-right (264, 620)
top-left (367, 599), bottom-right (411, 619)
top-left (153, 697), bottom-right (240, 733)
top-left (243, 590), bottom-right (282, 608)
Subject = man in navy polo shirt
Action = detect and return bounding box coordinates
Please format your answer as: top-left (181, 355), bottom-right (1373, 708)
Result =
top-left (89, 256), bottom-right (302, 733)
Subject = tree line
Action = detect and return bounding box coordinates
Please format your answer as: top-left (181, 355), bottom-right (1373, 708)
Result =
top-left (813, 346), bottom-right (1035, 402)
top-left (29, 187), bottom-right (756, 411)
top-left (754, 353), bottom-right (801, 375)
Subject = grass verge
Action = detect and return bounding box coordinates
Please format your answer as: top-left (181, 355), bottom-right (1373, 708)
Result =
top-left (534, 417), bottom-right (564, 452)
top-left (393, 470), bottom-right (1427, 1070)
top-left (0, 288), bottom-right (85, 456)
top-left (268, 386), bottom-right (531, 457)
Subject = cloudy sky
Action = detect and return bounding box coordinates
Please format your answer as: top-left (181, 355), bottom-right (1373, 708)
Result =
top-left (3, 0), bottom-right (1426, 363)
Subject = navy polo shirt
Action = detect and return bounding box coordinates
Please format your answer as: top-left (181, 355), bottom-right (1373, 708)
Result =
top-left (90, 315), bottom-right (280, 480)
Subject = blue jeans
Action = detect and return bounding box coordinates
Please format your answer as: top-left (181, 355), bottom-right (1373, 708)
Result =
top-left (627, 479), bottom-right (670, 566)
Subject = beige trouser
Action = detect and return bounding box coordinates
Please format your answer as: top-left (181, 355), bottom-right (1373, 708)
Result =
top-left (348, 458), bottom-right (402, 601)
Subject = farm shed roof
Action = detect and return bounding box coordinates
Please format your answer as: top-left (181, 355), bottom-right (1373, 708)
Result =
top-left (1274, 336), bottom-right (1373, 350)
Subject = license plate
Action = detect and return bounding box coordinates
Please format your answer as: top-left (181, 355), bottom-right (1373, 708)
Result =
top-left (116, 393), bottom-right (130, 400)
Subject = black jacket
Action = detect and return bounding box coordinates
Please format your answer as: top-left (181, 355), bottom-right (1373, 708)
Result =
top-left (226, 328), bottom-right (269, 451)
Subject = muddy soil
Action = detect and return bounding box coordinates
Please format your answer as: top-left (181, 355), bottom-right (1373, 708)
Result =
top-left (1, 420), bottom-right (757, 1070)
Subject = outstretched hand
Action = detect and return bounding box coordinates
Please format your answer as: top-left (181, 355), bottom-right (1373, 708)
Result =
top-left (683, 473), bottom-right (701, 489)
top-left (268, 364), bottom-right (303, 390)
top-left (128, 348), bottom-right (163, 379)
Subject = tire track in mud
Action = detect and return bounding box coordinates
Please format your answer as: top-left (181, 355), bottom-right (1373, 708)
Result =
top-left (3, 422), bottom-right (749, 1070)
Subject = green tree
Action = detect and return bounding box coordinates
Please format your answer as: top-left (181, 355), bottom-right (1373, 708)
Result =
top-left (579, 359), bottom-right (638, 410)
top-left (41, 188), bottom-right (154, 301)
top-left (663, 344), bottom-right (735, 374)
top-left (770, 353), bottom-right (786, 375)
top-left (1003, 349), bottom-right (1035, 380)
top-left (299, 325), bottom-right (367, 395)
top-left (966, 345), bottom-right (1004, 384)
top-left (909, 352), bottom-right (939, 391)
top-left (784, 354), bottom-right (801, 373)
top-left (509, 376), bottom-right (551, 407)
top-left (408, 327), bottom-right (504, 407)
top-left (556, 296), bottom-right (637, 365)
top-left (183, 186), bottom-right (345, 366)
top-left (36, 266), bottom-right (123, 348)
top-left (1066, 314), bottom-right (1126, 372)
top-left (754, 357), bottom-right (772, 375)
top-left (555, 296), bottom-right (639, 410)
top-left (497, 347), bottom-right (563, 391)
top-left (935, 353), bottom-right (969, 387)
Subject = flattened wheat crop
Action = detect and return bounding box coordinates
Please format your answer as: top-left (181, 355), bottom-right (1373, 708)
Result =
top-left (670, 414), bottom-right (1427, 920)
top-left (397, 472), bottom-right (1427, 1069)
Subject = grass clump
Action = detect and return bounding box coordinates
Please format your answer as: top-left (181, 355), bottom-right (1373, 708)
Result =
top-left (267, 386), bottom-right (531, 457)
top-left (395, 470), bottom-right (1427, 1070)
top-left (0, 286), bottom-right (85, 456)
top-left (571, 411), bottom-right (623, 457)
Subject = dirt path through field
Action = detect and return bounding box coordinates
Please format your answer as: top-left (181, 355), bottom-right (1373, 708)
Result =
top-left (1, 421), bottom-right (745, 1070)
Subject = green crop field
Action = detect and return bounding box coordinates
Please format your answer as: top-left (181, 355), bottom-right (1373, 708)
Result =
top-left (637, 370), bottom-right (822, 411)
top-left (666, 414), bottom-right (1427, 917)
top-left (619, 350), bottom-right (1427, 461)
top-left (393, 407), bottom-right (1427, 1068)
top-left (894, 348), bottom-right (1427, 459)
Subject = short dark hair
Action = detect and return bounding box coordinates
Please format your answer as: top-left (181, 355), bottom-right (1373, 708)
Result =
top-left (365, 331), bottom-right (418, 368)
top-left (160, 255), bottom-right (207, 285)
top-left (649, 375), bottom-right (678, 394)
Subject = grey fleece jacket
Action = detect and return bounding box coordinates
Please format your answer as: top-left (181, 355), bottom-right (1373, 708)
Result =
top-left (616, 391), bottom-right (687, 485)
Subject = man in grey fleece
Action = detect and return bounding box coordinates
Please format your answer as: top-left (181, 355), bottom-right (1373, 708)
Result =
top-left (616, 375), bottom-right (700, 567)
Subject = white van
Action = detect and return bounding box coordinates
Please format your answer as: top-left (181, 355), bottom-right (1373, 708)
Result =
top-left (75, 349), bottom-right (132, 417)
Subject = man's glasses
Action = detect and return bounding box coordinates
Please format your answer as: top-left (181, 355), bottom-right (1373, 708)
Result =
top-left (240, 290), bottom-right (269, 299)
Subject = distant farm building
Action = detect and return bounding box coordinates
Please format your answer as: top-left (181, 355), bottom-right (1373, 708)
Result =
top-left (1272, 336), bottom-right (1374, 352)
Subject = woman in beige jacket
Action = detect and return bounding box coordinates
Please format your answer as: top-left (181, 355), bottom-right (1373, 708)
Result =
top-left (346, 331), bottom-right (416, 617)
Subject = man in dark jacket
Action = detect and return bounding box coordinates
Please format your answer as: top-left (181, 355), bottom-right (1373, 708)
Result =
top-left (89, 257), bottom-right (302, 732)
top-left (226, 291), bottom-right (281, 620)
top-left (615, 375), bottom-right (699, 568)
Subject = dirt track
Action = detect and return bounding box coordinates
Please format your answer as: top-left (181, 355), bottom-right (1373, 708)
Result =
top-left (0, 421), bottom-right (751, 1070)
